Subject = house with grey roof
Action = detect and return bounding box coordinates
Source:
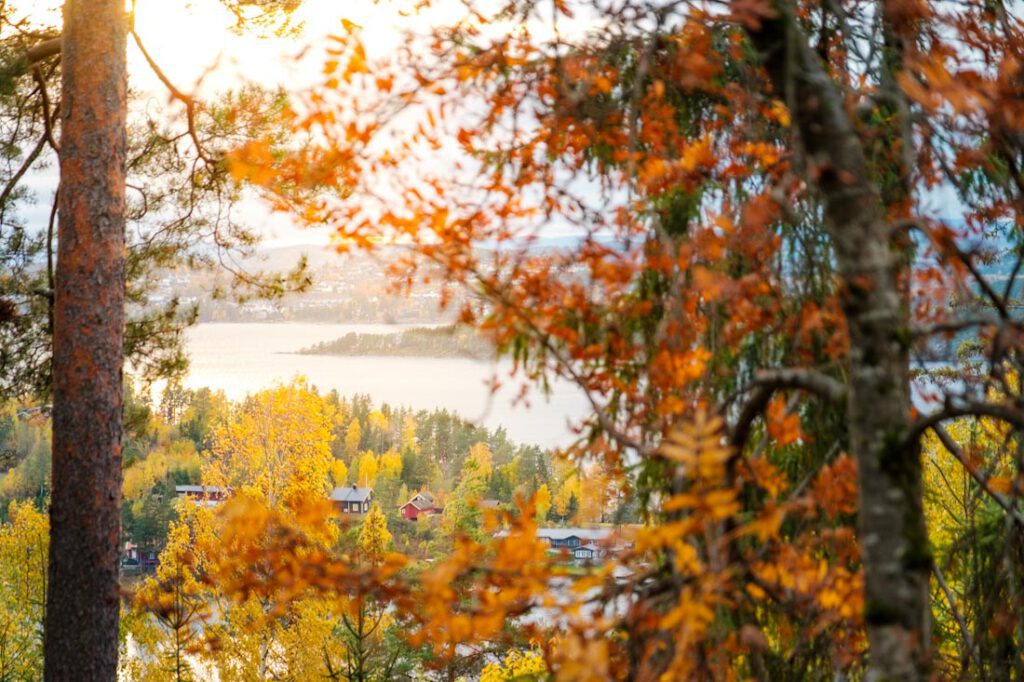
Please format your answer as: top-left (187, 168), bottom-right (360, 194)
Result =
top-left (331, 485), bottom-right (374, 515)
top-left (534, 527), bottom-right (612, 549)
top-left (496, 527), bottom-right (632, 563)
top-left (573, 543), bottom-right (604, 562)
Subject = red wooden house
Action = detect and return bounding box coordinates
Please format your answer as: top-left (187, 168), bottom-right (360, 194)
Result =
top-left (122, 540), bottom-right (160, 570)
top-left (400, 491), bottom-right (442, 520)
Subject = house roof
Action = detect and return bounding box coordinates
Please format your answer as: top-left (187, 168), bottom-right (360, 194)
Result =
top-left (496, 527), bottom-right (615, 542)
top-left (175, 485), bottom-right (228, 495)
top-left (536, 528), bottom-right (612, 542)
top-left (478, 499), bottom-right (501, 509)
top-left (576, 543), bottom-right (602, 552)
top-left (331, 486), bottom-right (373, 503)
top-left (404, 492), bottom-right (436, 510)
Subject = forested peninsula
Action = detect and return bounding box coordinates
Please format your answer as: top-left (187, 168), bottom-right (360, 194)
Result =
top-left (297, 326), bottom-right (494, 360)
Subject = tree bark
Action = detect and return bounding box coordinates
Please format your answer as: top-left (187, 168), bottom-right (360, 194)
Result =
top-left (738, 2), bottom-right (931, 680)
top-left (44, 0), bottom-right (127, 679)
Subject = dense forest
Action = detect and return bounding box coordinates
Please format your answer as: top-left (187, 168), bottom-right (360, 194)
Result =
top-left (0, 380), bottom-right (620, 679)
top-left (1, 380), bottom-right (614, 546)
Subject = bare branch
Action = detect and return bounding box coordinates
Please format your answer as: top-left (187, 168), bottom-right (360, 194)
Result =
top-left (932, 562), bottom-right (979, 672)
top-left (908, 399), bottom-right (1024, 447)
top-left (0, 134), bottom-right (46, 228)
top-left (25, 37), bottom-right (61, 66)
top-left (910, 317), bottom-right (1008, 339)
top-left (31, 66), bottom-right (59, 152)
top-left (129, 29), bottom-right (218, 166)
top-left (930, 422), bottom-right (1024, 527)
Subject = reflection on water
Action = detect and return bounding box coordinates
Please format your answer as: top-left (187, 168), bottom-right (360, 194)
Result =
top-left (177, 323), bottom-right (591, 449)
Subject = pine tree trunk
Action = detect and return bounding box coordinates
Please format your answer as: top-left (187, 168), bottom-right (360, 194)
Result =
top-left (44, 0), bottom-right (127, 678)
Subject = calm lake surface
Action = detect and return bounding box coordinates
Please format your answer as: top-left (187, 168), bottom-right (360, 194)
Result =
top-left (181, 323), bottom-right (592, 449)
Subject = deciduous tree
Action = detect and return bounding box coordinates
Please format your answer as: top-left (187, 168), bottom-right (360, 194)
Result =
top-left (359, 503), bottom-right (392, 564)
top-left (344, 418), bottom-right (362, 461)
top-left (132, 515), bottom-right (213, 682)
top-left (0, 501), bottom-right (47, 680)
top-left (206, 380), bottom-right (335, 506)
top-left (224, 0), bottom-right (1024, 678)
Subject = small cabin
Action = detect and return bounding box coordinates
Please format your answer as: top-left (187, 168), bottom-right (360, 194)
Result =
top-left (530, 528), bottom-right (622, 562)
top-left (535, 528), bottom-right (611, 549)
top-left (573, 543), bottom-right (603, 562)
top-left (400, 491), bottom-right (442, 520)
top-left (123, 540), bottom-right (160, 570)
top-left (175, 484), bottom-right (229, 507)
top-left (331, 485), bottom-right (374, 515)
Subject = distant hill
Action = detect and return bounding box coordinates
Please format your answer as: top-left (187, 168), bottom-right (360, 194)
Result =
top-left (253, 233), bottom-right (622, 268)
top-left (296, 325), bottom-right (494, 360)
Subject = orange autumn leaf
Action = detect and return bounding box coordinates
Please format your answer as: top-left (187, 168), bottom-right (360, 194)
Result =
top-left (766, 395), bottom-right (803, 446)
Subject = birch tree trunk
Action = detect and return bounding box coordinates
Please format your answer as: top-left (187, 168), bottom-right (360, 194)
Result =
top-left (740, 3), bottom-right (931, 679)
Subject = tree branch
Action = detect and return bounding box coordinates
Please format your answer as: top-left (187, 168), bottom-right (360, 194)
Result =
top-left (728, 368), bottom-right (844, 452)
top-left (932, 561), bottom-right (980, 672)
top-left (0, 135), bottom-right (46, 227)
top-left (25, 37), bottom-right (61, 66)
top-left (930, 422), bottom-right (1024, 527)
top-left (129, 29), bottom-right (217, 166)
top-left (908, 399), bottom-right (1024, 447)
top-left (31, 66), bottom-right (59, 152)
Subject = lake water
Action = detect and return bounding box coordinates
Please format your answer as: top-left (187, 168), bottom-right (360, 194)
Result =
top-left (179, 323), bottom-right (592, 449)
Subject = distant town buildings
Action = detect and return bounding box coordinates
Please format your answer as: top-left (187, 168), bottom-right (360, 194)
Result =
top-left (148, 248), bottom-right (461, 325)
